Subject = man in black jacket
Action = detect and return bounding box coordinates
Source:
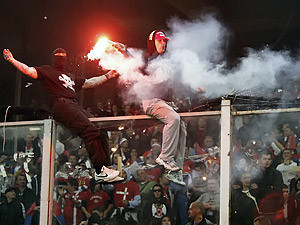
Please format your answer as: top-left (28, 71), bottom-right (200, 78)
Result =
top-left (251, 150), bottom-right (285, 225)
top-left (3, 48), bottom-right (121, 183)
top-left (0, 187), bottom-right (24, 225)
top-left (187, 201), bottom-right (208, 225)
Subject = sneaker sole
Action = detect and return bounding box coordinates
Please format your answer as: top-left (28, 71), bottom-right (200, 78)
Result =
top-left (96, 176), bottom-right (124, 183)
top-left (165, 174), bottom-right (186, 186)
top-left (95, 170), bottom-right (119, 182)
top-left (155, 158), bottom-right (180, 172)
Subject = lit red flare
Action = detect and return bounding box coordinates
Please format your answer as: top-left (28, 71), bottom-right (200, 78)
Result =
top-left (87, 37), bottom-right (127, 60)
top-left (87, 37), bottom-right (112, 60)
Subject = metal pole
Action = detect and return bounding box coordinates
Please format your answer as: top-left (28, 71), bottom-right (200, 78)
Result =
top-left (40, 119), bottom-right (56, 225)
top-left (220, 99), bottom-right (231, 225)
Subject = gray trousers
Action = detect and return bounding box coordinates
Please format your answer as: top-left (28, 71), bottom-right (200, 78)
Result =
top-left (142, 98), bottom-right (187, 169)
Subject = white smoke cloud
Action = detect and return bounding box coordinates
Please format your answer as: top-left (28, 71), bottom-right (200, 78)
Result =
top-left (92, 13), bottom-right (298, 101)
top-left (165, 15), bottom-right (293, 97)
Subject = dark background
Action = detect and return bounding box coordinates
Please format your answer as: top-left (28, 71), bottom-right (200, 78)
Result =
top-left (1, 0), bottom-right (300, 112)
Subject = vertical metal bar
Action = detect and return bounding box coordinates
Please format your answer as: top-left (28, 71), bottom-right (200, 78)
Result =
top-left (40, 119), bottom-right (56, 225)
top-left (220, 99), bottom-right (231, 225)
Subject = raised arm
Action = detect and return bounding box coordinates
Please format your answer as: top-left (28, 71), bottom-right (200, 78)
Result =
top-left (82, 70), bottom-right (119, 89)
top-left (3, 49), bottom-right (38, 79)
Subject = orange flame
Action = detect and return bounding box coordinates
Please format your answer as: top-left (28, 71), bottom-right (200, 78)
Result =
top-left (87, 37), bottom-right (111, 60)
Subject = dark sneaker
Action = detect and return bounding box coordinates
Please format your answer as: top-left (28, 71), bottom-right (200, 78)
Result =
top-left (165, 170), bottom-right (186, 186)
top-left (94, 166), bottom-right (121, 182)
top-left (155, 157), bottom-right (180, 171)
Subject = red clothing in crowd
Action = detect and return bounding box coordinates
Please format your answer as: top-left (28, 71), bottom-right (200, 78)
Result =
top-left (82, 189), bottom-right (110, 214)
top-left (63, 191), bottom-right (85, 225)
top-left (146, 167), bottom-right (163, 183)
top-left (114, 180), bottom-right (140, 208)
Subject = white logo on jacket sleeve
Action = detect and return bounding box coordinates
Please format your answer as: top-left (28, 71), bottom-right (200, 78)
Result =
top-left (58, 74), bottom-right (75, 91)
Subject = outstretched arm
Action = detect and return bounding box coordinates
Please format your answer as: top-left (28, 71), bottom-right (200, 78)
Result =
top-left (82, 70), bottom-right (119, 89)
top-left (111, 42), bottom-right (132, 58)
top-left (3, 49), bottom-right (38, 79)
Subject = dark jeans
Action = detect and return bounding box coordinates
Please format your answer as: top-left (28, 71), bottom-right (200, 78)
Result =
top-left (52, 98), bottom-right (109, 168)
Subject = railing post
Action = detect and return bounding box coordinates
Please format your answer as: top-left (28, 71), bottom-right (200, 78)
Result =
top-left (220, 99), bottom-right (231, 225)
top-left (40, 119), bottom-right (56, 225)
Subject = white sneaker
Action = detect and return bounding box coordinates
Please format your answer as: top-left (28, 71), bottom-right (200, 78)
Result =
top-left (165, 170), bottom-right (186, 186)
top-left (94, 166), bottom-right (121, 182)
top-left (155, 157), bottom-right (180, 171)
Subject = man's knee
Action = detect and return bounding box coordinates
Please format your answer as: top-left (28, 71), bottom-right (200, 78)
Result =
top-left (169, 112), bottom-right (180, 125)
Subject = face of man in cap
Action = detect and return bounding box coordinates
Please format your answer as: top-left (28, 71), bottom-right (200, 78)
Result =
top-left (5, 188), bottom-right (16, 199)
top-left (155, 31), bottom-right (168, 54)
top-left (120, 138), bottom-right (129, 148)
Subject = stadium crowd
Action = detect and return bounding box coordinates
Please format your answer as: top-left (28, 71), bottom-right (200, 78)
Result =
top-left (1, 99), bottom-right (300, 225)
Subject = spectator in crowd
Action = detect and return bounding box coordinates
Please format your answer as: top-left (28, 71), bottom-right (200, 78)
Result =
top-left (186, 117), bottom-right (207, 148)
top-left (143, 184), bottom-right (172, 225)
top-left (291, 142), bottom-right (300, 164)
top-left (251, 150), bottom-right (284, 225)
top-left (0, 153), bottom-right (8, 165)
top-left (94, 100), bottom-right (108, 117)
top-left (122, 126), bottom-right (142, 151)
top-left (104, 99), bottom-right (113, 115)
top-left (251, 150), bottom-right (284, 202)
top-left (145, 127), bottom-right (163, 149)
top-left (17, 131), bottom-right (41, 165)
top-left (277, 123), bottom-right (297, 151)
top-left (276, 149), bottom-right (298, 186)
top-left (195, 117), bottom-right (207, 148)
top-left (192, 162), bottom-right (207, 180)
top-left (15, 173), bottom-right (36, 213)
top-left (183, 146), bottom-right (194, 174)
top-left (81, 179), bottom-right (113, 221)
top-left (111, 152), bottom-right (123, 170)
top-left (143, 143), bottom-right (162, 165)
top-left (85, 206), bottom-right (105, 225)
top-left (231, 172), bottom-right (259, 225)
top-left (58, 177), bottom-right (85, 225)
top-left (188, 162), bottom-right (208, 204)
top-left (281, 185), bottom-right (299, 225)
top-left (231, 155), bottom-right (256, 190)
top-left (160, 215), bottom-right (173, 225)
top-left (85, 106), bottom-right (93, 115)
top-left (187, 201), bottom-right (208, 225)
top-left (290, 171), bottom-right (300, 196)
top-left (112, 169), bottom-right (141, 223)
top-left (158, 172), bottom-right (173, 206)
top-left (126, 148), bottom-right (143, 166)
top-left (77, 145), bottom-right (90, 169)
top-left (110, 104), bottom-right (125, 117)
top-left (68, 152), bottom-right (79, 172)
top-left (237, 115), bottom-right (260, 146)
top-left (0, 187), bottom-right (24, 225)
top-left (136, 168), bottom-right (157, 203)
top-left (196, 176), bottom-right (220, 225)
top-left (27, 162), bottom-right (42, 200)
top-left (116, 138), bottom-right (130, 164)
top-left (268, 126), bottom-right (285, 166)
top-left (123, 104), bottom-right (133, 116)
top-left (146, 161), bottom-right (163, 183)
top-left (55, 160), bottom-right (71, 183)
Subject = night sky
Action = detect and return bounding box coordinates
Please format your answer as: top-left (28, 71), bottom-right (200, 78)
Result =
top-left (1, 0), bottom-right (300, 113)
